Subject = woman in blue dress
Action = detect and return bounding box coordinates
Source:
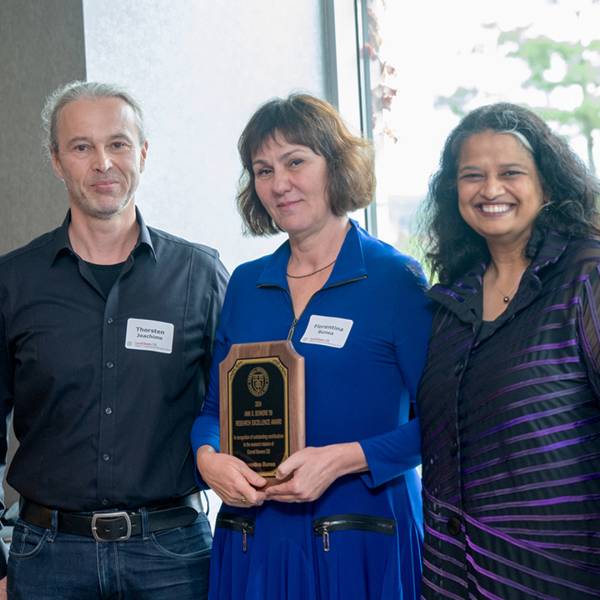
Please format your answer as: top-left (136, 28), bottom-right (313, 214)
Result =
top-left (191, 94), bottom-right (431, 599)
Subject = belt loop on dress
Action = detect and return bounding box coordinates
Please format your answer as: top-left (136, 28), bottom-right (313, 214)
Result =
top-left (140, 507), bottom-right (150, 540)
top-left (48, 509), bottom-right (58, 542)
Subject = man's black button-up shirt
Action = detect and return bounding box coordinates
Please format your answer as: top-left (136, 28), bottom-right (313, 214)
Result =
top-left (0, 210), bottom-right (228, 512)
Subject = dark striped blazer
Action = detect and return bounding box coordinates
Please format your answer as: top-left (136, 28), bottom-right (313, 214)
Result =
top-left (418, 232), bottom-right (600, 599)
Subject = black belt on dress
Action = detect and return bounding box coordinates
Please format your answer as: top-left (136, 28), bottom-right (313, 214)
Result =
top-left (19, 494), bottom-right (201, 542)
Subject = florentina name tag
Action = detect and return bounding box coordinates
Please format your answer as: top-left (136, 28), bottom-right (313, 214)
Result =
top-left (300, 315), bottom-right (353, 349)
top-left (219, 340), bottom-right (305, 478)
top-left (125, 318), bottom-right (174, 354)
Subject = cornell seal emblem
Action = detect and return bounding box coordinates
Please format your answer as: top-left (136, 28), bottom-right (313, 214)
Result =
top-left (247, 366), bottom-right (269, 397)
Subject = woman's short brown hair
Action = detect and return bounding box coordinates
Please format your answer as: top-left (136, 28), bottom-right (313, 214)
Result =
top-left (237, 94), bottom-right (375, 235)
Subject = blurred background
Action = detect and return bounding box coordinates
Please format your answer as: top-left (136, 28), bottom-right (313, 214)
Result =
top-left (366, 0), bottom-right (600, 259)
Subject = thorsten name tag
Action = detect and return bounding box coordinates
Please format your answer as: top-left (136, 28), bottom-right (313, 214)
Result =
top-left (125, 318), bottom-right (174, 354)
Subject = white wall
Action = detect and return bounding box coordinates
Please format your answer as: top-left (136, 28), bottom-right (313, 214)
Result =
top-left (82, 0), bottom-right (327, 272)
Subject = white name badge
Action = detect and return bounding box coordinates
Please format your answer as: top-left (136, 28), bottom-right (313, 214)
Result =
top-left (125, 318), bottom-right (174, 354)
top-left (300, 315), bottom-right (353, 349)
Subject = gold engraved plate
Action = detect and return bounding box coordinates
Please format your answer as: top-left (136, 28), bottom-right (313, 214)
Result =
top-left (219, 341), bottom-right (305, 477)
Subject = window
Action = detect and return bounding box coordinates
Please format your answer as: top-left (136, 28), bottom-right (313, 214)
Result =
top-left (332, 0), bottom-right (600, 261)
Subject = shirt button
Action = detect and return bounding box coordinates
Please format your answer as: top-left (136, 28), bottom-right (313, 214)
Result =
top-left (450, 441), bottom-right (459, 457)
top-left (102, 499), bottom-right (109, 506)
top-left (104, 407), bottom-right (113, 415)
top-left (102, 453), bottom-right (111, 462)
top-left (107, 317), bottom-right (114, 324)
top-left (106, 361), bottom-right (114, 369)
top-left (454, 360), bottom-right (465, 375)
top-left (447, 516), bottom-right (461, 536)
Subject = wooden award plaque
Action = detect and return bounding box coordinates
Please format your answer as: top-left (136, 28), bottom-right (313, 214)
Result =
top-left (219, 340), bottom-right (305, 477)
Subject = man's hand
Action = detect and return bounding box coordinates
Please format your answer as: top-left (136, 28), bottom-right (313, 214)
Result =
top-left (0, 575), bottom-right (7, 600)
top-left (196, 446), bottom-right (267, 507)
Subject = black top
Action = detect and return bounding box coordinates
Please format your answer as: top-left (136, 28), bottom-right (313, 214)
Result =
top-left (85, 261), bottom-right (126, 298)
top-left (0, 210), bottom-right (228, 514)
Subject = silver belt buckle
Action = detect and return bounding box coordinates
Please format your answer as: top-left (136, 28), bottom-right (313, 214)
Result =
top-left (91, 511), bottom-right (132, 542)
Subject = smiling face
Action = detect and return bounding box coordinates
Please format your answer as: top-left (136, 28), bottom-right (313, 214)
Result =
top-left (51, 96), bottom-right (148, 221)
top-left (251, 133), bottom-right (335, 239)
top-left (457, 130), bottom-right (546, 251)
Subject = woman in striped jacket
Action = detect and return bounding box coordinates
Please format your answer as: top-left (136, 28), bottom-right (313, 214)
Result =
top-left (417, 102), bottom-right (600, 599)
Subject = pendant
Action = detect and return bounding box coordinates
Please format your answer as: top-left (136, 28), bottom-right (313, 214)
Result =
top-left (503, 296), bottom-right (510, 303)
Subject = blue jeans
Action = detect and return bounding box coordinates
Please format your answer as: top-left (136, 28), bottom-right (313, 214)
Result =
top-left (7, 511), bottom-right (211, 599)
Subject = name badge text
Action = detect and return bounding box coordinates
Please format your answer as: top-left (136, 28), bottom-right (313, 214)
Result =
top-left (125, 318), bottom-right (174, 354)
top-left (300, 315), bottom-right (353, 349)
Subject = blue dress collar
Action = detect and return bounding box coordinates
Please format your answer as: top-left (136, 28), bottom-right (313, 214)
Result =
top-left (256, 219), bottom-right (368, 289)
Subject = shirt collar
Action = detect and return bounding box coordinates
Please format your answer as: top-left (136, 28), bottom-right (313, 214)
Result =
top-left (50, 206), bottom-right (156, 266)
top-left (256, 219), bottom-right (368, 289)
top-left (49, 212), bottom-right (74, 263)
top-left (428, 231), bottom-right (570, 322)
top-left (134, 207), bottom-right (157, 261)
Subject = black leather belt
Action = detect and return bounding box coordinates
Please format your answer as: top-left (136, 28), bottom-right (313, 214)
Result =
top-left (20, 494), bottom-right (201, 542)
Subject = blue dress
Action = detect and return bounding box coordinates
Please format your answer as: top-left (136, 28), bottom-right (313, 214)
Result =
top-left (192, 221), bottom-right (432, 599)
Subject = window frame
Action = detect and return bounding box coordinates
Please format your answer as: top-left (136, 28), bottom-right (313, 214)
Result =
top-left (322, 0), bottom-right (377, 234)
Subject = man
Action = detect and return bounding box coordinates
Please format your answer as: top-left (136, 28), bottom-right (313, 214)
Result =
top-left (0, 81), bottom-right (228, 598)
